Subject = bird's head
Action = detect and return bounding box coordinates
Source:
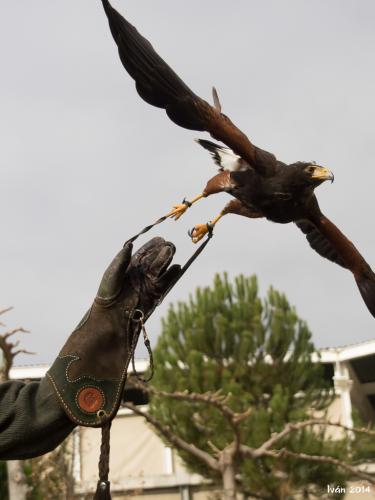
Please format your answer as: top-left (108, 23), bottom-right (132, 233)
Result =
top-left (292, 162), bottom-right (334, 189)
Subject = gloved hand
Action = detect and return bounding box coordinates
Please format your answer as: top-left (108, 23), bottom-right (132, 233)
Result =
top-left (47, 237), bottom-right (181, 426)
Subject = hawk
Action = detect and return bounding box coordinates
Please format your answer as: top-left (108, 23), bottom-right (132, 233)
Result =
top-left (101, 0), bottom-right (375, 318)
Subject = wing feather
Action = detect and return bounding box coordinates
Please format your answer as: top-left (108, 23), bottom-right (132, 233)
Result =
top-left (296, 221), bottom-right (347, 269)
top-left (101, 0), bottom-right (267, 172)
top-left (297, 212), bottom-right (375, 318)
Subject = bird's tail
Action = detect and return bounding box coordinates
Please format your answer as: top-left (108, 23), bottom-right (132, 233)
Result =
top-left (195, 139), bottom-right (243, 171)
top-left (355, 270), bottom-right (375, 318)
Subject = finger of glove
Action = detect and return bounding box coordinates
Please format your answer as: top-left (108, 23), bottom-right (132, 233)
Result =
top-left (130, 237), bottom-right (167, 266)
top-left (157, 264), bottom-right (182, 295)
top-left (131, 237), bottom-right (176, 279)
top-left (96, 242), bottom-right (133, 302)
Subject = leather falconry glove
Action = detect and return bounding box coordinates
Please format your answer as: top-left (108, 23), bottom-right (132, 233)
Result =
top-left (47, 237), bottom-right (181, 427)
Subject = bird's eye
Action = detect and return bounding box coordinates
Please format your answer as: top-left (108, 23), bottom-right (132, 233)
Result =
top-left (306, 166), bottom-right (315, 174)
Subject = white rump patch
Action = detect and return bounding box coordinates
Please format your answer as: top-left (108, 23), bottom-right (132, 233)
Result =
top-left (216, 148), bottom-right (242, 171)
top-left (195, 139), bottom-right (248, 172)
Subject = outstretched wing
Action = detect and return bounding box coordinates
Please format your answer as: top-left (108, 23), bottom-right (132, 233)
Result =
top-left (101, 0), bottom-right (270, 174)
top-left (296, 213), bottom-right (375, 318)
top-left (296, 221), bottom-right (347, 269)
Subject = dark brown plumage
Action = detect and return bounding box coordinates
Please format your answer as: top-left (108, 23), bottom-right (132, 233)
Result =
top-left (101, 0), bottom-right (375, 319)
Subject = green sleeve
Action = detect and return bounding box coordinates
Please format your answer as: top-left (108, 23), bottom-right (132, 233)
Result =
top-left (0, 377), bottom-right (75, 459)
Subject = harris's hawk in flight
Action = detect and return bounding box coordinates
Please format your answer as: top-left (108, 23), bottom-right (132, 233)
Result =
top-left (101, 0), bottom-right (375, 319)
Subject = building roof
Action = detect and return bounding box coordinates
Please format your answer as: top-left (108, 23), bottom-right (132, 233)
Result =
top-left (10, 359), bottom-right (150, 380)
top-left (319, 339), bottom-right (375, 363)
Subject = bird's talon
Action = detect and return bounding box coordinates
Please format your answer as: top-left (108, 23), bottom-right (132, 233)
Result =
top-left (166, 201), bottom-right (189, 221)
top-left (166, 198), bottom-right (194, 220)
top-left (189, 223), bottom-right (211, 243)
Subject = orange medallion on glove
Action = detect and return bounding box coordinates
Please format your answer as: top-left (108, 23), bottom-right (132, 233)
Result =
top-left (77, 386), bottom-right (104, 413)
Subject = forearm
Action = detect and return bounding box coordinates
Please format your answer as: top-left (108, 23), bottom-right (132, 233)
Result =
top-left (0, 237), bottom-right (179, 458)
top-left (0, 377), bottom-right (75, 460)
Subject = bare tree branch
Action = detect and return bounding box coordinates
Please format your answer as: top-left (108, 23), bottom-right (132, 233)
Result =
top-left (239, 418), bottom-right (375, 460)
top-left (236, 418), bottom-right (375, 486)
top-left (0, 306), bottom-right (13, 317)
top-left (131, 379), bottom-right (236, 417)
top-left (252, 419), bottom-right (327, 456)
top-left (233, 407), bottom-right (253, 424)
top-left (322, 421), bottom-right (375, 437)
top-left (123, 402), bottom-right (220, 471)
top-left (0, 310), bottom-right (32, 381)
top-left (207, 440), bottom-right (222, 457)
top-left (3, 327), bottom-right (29, 341)
top-left (269, 448), bottom-right (375, 485)
top-left (130, 379), bottom-right (252, 437)
top-left (130, 379), bottom-right (254, 460)
top-left (239, 442), bottom-right (375, 485)
top-left (13, 349), bottom-right (35, 357)
top-left (0, 306), bottom-right (13, 327)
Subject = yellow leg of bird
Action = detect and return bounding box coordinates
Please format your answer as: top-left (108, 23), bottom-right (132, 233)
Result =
top-left (190, 212), bottom-right (224, 243)
top-left (165, 193), bottom-right (205, 221)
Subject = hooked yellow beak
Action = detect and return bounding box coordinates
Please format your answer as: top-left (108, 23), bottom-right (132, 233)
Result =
top-left (311, 166), bottom-right (334, 183)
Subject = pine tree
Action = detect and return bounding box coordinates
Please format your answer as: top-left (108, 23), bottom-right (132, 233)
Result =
top-left (148, 274), bottom-right (349, 499)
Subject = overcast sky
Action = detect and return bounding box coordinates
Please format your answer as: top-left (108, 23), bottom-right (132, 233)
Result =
top-left (1, 0), bottom-right (374, 365)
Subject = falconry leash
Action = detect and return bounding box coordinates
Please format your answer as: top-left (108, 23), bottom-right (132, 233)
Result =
top-left (126, 213), bottom-right (214, 382)
top-left (94, 218), bottom-right (213, 499)
top-left (125, 210), bottom-right (214, 307)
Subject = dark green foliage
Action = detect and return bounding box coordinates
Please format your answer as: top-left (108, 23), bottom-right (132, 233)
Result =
top-left (0, 462), bottom-right (8, 500)
top-left (149, 274), bottom-right (348, 498)
top-left (351, 409), bottom-right (375, 465)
